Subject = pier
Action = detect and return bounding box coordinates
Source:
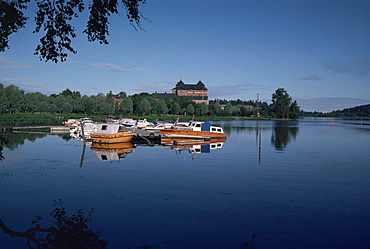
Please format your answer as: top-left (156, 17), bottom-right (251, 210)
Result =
top-left (2, 126), bottom-right (71, 134)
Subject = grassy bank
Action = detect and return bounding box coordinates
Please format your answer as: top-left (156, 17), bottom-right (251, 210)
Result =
top-left (0, 113), bottom-right (269, 122)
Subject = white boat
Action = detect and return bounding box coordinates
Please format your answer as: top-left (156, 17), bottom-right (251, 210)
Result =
top-left (144, 121), bottom-right (175, 131)
top-left (63, 119), bottom-right (79, 126)
top-left (102, 116), bottom-right (120, 123)
top-left (135, 119), bottom-right (153, 128)
top-left (90, 124), bottom-right (136, 144)
top-left (79, 117), bottom-right (93, 123)
top-left (159, 121), bottom-right (226, 139)
top-left (70, 122), bottom-right (97, 139)
top-left (63, 117), bottom-right (93, 126)
top-left (120, 118), bottom-right (137, 127)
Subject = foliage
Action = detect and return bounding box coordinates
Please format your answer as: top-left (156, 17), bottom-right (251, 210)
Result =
top-left (0, 83), bottom-right (306, 119)
top-left (303, 104), bottom-right (370, 118)
top-left (0, 0), bottom-right (28, 52)
top-left (0, 199), bottom-right (107, 248)
top-left (120, 97), bottom-right (134, 114)
top-left (137, 98), bottom-right (151, 115)
top-left (271, 88), bottom-right (300, 120)
top-left (171, 102), bottom-right (181, 115)
top-left (186, 103), bottom-right (195, 115)
top-left (1, 0), bottom-right (148, 62)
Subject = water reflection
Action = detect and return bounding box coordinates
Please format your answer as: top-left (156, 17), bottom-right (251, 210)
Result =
top-left (0, 132), bottom-right (48, 161)
top-left (91, 142), bottom-right (136, 161)
top-left (160, 138), bottom-right (226, 160)
top-left (271, 122), bottom-right (299, 151)
top-left (0, 199), bottom-right (108, 249)
top-left (88, 138), bottom-right (227, 162)
top-left (1, 119), bottom-right (369, 248)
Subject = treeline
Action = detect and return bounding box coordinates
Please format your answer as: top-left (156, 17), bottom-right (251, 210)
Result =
top-left (0, 84), bottom-right (300, 119)
top-left (303, 104), bottom-right (370, 118)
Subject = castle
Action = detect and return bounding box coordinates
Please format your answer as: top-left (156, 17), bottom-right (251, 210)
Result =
top-left (152, 80), bottom-right (209, 104)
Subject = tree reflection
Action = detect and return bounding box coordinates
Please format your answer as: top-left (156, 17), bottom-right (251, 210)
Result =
top-left (0, 132), bottom-right (47, 151)
top-left (271, 122), bottom-right (299, 151)
top-left (0, 199), bottom-right (108, 249)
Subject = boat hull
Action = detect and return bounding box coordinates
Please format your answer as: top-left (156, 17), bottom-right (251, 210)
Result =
top-left (91, 132), bottom-right (135, 144)
top-left (161, 137), bottom-right (226, 147)
top-left (159, 129), bottom-right (226, 139)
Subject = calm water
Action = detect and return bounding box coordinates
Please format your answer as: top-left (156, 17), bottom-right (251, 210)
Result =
top-left (0, 118), bottom-right (369, 248)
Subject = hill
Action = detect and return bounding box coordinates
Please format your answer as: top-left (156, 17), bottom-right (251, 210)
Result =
top-left (304, 104), bottom-right (370, 118)
top-left (332, 104), bottom-right (370, 117)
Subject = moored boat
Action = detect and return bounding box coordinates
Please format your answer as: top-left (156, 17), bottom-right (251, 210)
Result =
top-left (120, 118), bottom-right (137, 127)
top-left (63, 119), bottom-right (80, 126)
top-left (63, 117), bottom-right (93, 126)
top-left (159, 121), bottom-right (226, 139)
top-left (90, 124), bottom-right (136, 144)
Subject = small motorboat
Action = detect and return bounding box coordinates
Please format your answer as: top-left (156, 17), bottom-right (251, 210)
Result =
top-left (160, 121), bottom-right (226, 140)
top-left (90, 124), bottom-right (136, 144)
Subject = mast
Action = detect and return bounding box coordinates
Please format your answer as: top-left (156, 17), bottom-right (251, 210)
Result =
top-left (256, 93), bottom-right (260, 117)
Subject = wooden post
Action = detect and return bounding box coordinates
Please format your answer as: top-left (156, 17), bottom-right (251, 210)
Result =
top-left (80, 122), bottom-right (86, 143)
top-left (79, 122), bottom-right (86, 167)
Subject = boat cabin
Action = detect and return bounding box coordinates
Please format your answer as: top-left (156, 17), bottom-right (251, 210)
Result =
top-left (188, 121), bottom-right (224, 133)
top-left (95, 124), bottom-right (129, 134)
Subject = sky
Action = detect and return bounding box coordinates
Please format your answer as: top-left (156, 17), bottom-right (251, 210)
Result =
top-left (1, 0), bottom-right (369, 112)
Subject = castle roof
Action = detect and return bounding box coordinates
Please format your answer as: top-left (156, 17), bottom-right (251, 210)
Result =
top-left (172, 80), bottom-right (207, 90)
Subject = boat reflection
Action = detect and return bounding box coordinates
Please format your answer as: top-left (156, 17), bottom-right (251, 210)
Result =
top-left (90, 142), bottom-right (136, 161)
top-left (88, 138), bottom-right (226, 162)
top-left (160, 138), bottom-right (226, 157)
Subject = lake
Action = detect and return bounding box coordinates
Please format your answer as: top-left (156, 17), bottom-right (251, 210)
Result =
top-left (0, 118), bottom-right (369, 248)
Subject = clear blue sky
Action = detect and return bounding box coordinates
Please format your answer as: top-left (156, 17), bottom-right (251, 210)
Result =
top-left (1, 0), bottom-right (369, 112)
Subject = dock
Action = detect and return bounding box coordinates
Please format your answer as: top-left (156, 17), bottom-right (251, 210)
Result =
top-left (3, 126), bottom-right (71, 134)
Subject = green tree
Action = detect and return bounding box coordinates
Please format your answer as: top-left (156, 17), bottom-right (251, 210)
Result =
top-left (4, 84), bottom-right (24, 113)
top-left (1, 0), bottom-right (148, 63)
top-left (38, 101), bottom-right (49, 113)
top-left (271, 88), bottom-right (293, 119)
top-left (120, 97), bottom-right (134, 114)
top-left (102, 103), bottom-right (114, 115)
top-left (137, 98), bottom-right (151, 115)
top-left (55, 95), bottom-right (66, 113)
top-left (171, 102), bottom-right (181, 115)
top-left (186, 103), bottom-right (195, 115)
top-left (62, 102), bottom-right (72, 114)
top-left (231, 105), bottom-right (240, 116)
top-left (0, 86), bottom-right (8, 113)
top-left (158, 100), bottom-right (168, 115)
top-left (82, 96), bottom-right (94, 114)
top-left (49, 103), bottom-right (58, 113)
top-left (118, 91), bottom-right (127, 98)
top-left (289, 100), bottom-right (300, 120)
top-left (210, 102), bottom-right (222, 116)
top-left (199, 102), bottom-right (209, 116)
top-left (224, 102), bottom-right (232, 116)
top-left (23, 93), bottom-right (35, 113)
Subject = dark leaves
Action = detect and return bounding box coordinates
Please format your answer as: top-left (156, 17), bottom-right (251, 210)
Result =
top-left (33, 0), bottom-right (85, 62)
top-left (0, 0), bottom-right (29, 52)
top-left (1, 0), bottom-right (148, 63)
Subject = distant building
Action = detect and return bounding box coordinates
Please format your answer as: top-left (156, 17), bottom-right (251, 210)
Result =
top-left (172, 80), bottom-right (208, 104)
top-left (152, 92), bottom-right (176, 101)
top-left (105, 91), bottom-right (125, 106)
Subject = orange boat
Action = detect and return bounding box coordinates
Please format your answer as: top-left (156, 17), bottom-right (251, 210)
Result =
top-left (161, 137), bottom-right (226, 147)
top-left (159, 121), bottom-right (226, 139)
top-left (90, 124), bottom-right (136, 144)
